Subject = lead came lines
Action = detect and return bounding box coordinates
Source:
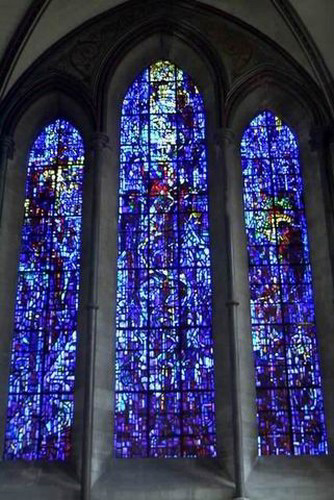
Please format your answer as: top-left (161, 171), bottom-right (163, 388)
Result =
top-left (115, 60), bottom-right (217, 458)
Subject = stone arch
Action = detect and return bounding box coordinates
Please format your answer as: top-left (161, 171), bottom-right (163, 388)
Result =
top-left (90, 30), bottom-right (234, 495)
top-left (222, 80), bottom-right (334, 485)
top-left (0, 90), bottom-right (95, 478)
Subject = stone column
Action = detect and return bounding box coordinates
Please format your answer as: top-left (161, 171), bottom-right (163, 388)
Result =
top-left (0, 136), bottom-right (14, 227)
top-left (81, 132), bottom-right (110, 500)
top-left (209, 125), bottom-right (232, 468)
top-left (324, 126), bottom-right (334, 283)
top-left (309, 124), bottom-right (334, 285)
top-left (216, 128), bottom-right (250, 500)
top-left (308, 124), bottom-right (334, 449)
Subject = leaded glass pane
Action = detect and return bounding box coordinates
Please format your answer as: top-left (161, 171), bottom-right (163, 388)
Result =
top-left (115, 60), bottom-right (217, 458)
top-left (4, 119), bottom-right (84, 460)
top-left (241, 110), bottom-right (328, 456)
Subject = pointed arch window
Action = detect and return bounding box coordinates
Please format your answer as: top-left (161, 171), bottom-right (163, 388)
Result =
top-left (241, 110), bottom-right (328, 456)
top-left (114, 60), bottom-right (216, 458)
top-left (4, 119), bottom-right (85, 460)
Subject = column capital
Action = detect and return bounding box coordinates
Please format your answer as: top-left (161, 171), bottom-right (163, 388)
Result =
top-left (88, 132), bottom-right (111, 152)
top-left (309, 123), bottom-right (334, 151)
top-left (0, 136), bottom-right (14, 159)
top-left (214, 127), bottom-right (238, 151)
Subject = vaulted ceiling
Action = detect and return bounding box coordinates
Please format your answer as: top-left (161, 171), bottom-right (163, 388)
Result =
top-left (0, 0), bottom-right (333, 100)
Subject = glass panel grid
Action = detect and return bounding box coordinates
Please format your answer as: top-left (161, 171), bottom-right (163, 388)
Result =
top-left (115, 60), bottom-right (217, 458)
top-left (4, 119), bottom-right (84, 460)
top-left (241, 111), bottom-right (328, 456)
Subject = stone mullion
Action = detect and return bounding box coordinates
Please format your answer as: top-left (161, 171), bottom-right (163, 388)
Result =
top-left (215, 127), bottom-right (250, 500)
top-left (81, 132), bottom-right (110, 500)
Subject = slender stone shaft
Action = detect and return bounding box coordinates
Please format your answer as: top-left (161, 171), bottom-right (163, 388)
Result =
top-left (81, 133), bottom-right (110, 500)
top-left (218, 127), bottom-right (249, 500)
top-left (0, 136), bottom-right (14, 227)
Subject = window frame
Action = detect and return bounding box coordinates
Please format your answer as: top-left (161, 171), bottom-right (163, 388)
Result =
top-left (226, 82), bottom-right (334, 484)
top-left (0, 91), bottom-right (95, 479)
top-left (94, 31), bottom-right (234, 488)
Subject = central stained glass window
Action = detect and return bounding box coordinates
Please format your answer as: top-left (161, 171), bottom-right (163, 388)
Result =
top-left (114, 60), bottom-right (217, 458)
top-left (241, 111), bottom-right (328, 456)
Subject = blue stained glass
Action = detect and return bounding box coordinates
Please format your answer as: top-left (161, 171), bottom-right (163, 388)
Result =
top-left (4, 119), bottom-right (84, 460)
top-left (115, 60), bottom-right (217, 458)
top-left (241, 111), bottom-right (328, 456)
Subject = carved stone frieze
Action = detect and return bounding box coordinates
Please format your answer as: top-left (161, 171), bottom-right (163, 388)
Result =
top-left (19, 1), bottom-right (273, 89)
top-left (36, 1), bottom-right (158, 88)
top-left (0, 0), bottom-right (327, 132)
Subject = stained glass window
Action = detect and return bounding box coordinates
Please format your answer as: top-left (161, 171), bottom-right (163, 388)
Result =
top-left (4, 119), bottom-right (85, 460)
top-left (114, 60), bottom-right (216, 458)
top-left (241, 110), bottom-right (328, 456)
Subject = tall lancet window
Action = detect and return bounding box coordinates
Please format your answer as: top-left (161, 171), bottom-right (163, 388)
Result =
top-left (241, 110), bottom-right (328, 456)
top-left (115, 60), bottom-right (216, 458)
top-left (4, 119), bottom-right (85, 460)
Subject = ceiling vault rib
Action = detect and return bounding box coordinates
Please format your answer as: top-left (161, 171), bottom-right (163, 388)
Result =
top-left (0, 0), bottom-right (52, 100)
top-left (271, 0), bottom-right (334, 119)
